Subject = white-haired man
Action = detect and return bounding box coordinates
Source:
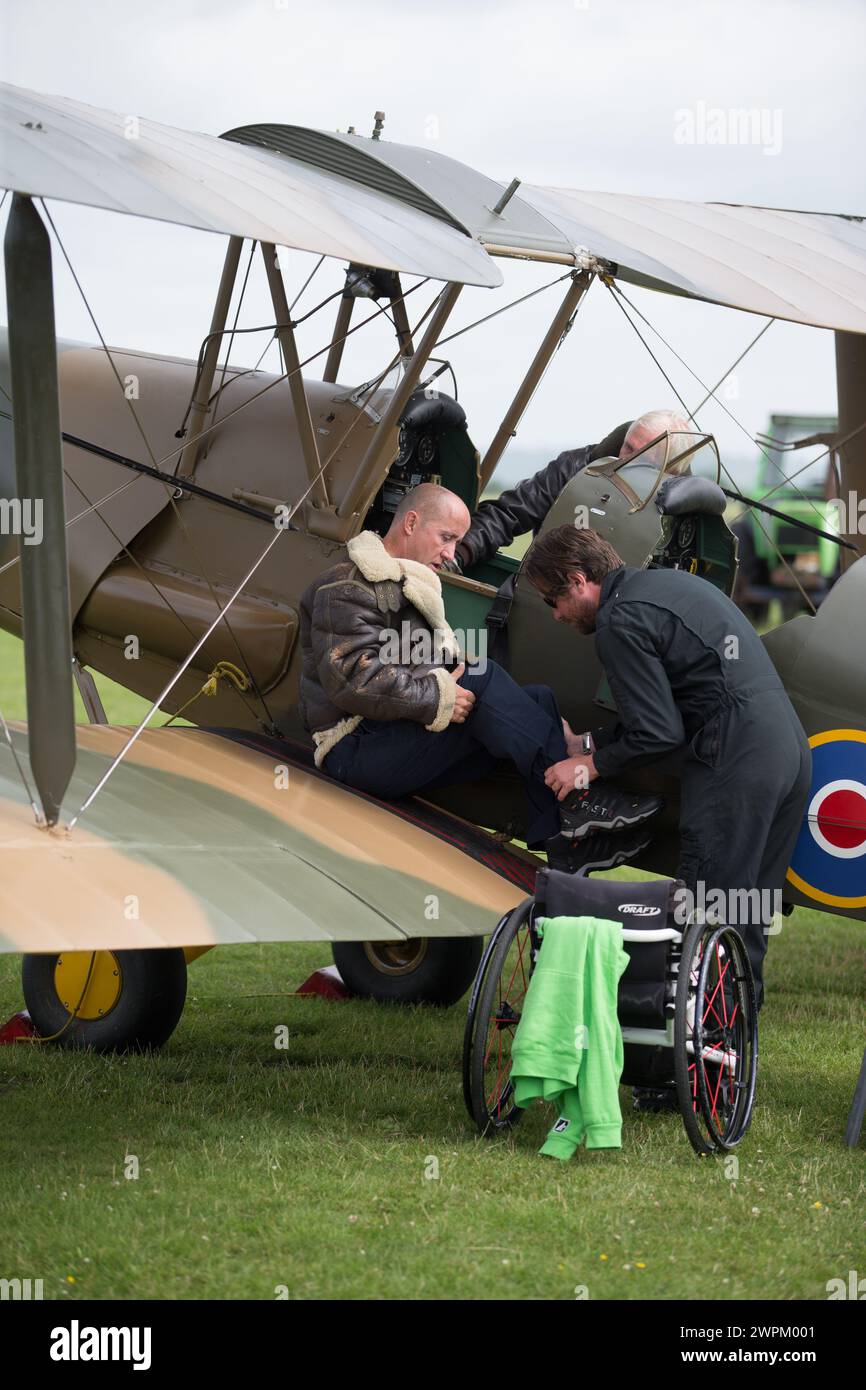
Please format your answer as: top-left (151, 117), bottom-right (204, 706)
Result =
top-left (619, 411), bottom-right (693, 470)
top-left (454, 409), bottom-right (694, 572)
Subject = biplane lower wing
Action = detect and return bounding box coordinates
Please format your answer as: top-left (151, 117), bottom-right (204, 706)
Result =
top-left (0, 725), bottom-right (534, 953)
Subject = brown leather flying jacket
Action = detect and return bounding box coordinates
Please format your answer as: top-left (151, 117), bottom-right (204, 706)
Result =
top-left (298, 530), bottom-right (462, 766)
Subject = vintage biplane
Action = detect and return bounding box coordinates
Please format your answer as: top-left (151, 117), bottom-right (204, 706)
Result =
top-left (1, 83), bottom-right (865, 1054)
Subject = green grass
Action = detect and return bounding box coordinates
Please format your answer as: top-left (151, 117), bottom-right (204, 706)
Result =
top-left (0, 924), bottom-right (864, 1302)
top-left (0, 629), bottom-right (160, 727)
top-left (0, 634), bottom-right (864, 1301)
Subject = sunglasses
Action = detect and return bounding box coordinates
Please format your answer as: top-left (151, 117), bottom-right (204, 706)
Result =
top-left (540, 583), bottom-right (568, 609)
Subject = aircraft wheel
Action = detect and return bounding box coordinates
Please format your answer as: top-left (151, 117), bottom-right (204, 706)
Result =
top-left (21, 948), bottom-right (187, 1052)
top-left (332, 937), bottom-right (483, 1006)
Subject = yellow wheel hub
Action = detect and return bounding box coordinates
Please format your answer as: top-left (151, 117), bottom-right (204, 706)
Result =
top-left (53, 951), bottom-right (123, 1021)
top-left (362, 939), bottom-right (429, 976)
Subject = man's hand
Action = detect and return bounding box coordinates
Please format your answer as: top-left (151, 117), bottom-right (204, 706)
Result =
top-left (545, 754), bottom-right (598, 801)
top-left (449, 663), bottom-right (476, 724)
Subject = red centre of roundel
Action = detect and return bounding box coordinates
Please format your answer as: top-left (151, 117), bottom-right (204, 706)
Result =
top-left (817, 788), bottom-right (866, 849)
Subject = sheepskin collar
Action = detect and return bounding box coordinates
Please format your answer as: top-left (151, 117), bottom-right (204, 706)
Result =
top-left (346, 530), bottom-right (459, 659)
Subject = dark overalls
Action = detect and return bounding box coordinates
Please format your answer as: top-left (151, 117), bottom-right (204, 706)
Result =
top-left (592, 566), bottom-right (812, 1007)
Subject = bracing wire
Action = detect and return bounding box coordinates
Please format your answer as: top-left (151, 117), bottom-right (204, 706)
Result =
top-left (289, 254), bottom-right (326, 314)
top-left (604, 281), bottom-right (821, 614)
top-left (0, 707), bottom-right (42, 824)
top-left (687, 318), bottom-right (775, 420)
top-left (206, 252), bottom-right (332, 432)
top-left (610, 282), bottom-right (829, 532)
top-left (436, 271), bottom-right (573, 348)
top-left (39, 202), bottom-right (280, 730)
top-left (170, 278), bottom-right (429, 462)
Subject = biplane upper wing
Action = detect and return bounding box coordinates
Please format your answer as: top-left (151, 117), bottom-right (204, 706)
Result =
top-left (0, 723), bottom-right (531, 953)
top-left (519, 185), bottom-right (866, 332)
top-left (213, 124), bottom-right (866, 332)
top-left (0, 83), bottom-right (502, 288)
top-left (5, 85), bottom-right (864, 321)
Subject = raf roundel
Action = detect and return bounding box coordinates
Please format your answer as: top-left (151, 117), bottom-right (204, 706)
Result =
top-left (787, 730), bottom-right (866, 908)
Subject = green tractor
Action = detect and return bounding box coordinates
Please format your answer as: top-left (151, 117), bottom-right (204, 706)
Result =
top-left (732, 413), bottom-right (839, 622)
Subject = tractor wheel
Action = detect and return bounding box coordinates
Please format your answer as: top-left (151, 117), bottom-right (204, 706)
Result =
top-left (21, 948), bottom-right (187, 1052)
top-left (332, 937), bottom-right (483, 1006)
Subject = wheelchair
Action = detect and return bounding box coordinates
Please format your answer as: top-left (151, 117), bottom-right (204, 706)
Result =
top-left (463, 868), bottom-right (758, 1156)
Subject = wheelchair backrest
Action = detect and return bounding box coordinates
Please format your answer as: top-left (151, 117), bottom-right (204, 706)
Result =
top-left (534, 869), bottom-right (686, 1027)
top-left (535, 869), bottom-right (680, 924)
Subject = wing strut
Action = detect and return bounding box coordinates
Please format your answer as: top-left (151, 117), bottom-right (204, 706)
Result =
top-left (336, 282), bottom-right (463, 523)
top-left (176, 234), bottom-right (243, 477)
top-left (479, 270), bottom-right (592, 491)
top-left (3, 193), bottom-right (75, 825)
top-left (836, 331), bottom-right (866, 565)
top-left (261, 242), bottom-right (329, 513)
top-left (322, 291), bottom-right (354, 384)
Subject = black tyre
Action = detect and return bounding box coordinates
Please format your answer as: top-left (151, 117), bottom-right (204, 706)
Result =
top-left (674, 920), bottom-right (758, 1154)
top-left (332, 936), bottom-right (483, 1006)
top-left (463, 900), bottom-right (534, 1135)
top-left (22, 948), bottom-right (187, 1053)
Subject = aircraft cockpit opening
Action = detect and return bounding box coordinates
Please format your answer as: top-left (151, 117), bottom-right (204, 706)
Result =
top-left (366, 387), bottom-right (477, 535)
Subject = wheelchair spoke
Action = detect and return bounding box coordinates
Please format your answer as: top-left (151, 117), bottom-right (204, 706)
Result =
top-left (701, 953), bottom-right (732, 1031)
top-left (706, 1058), bottom-right (728, 1121)
top-left (501, 927), bottom-right (530, 1003)
top-left (492, 1030), bottom-right (504, 1114)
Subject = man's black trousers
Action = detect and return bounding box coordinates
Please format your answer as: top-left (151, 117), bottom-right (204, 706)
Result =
top-left (322, 659), bottom-right (567, 847)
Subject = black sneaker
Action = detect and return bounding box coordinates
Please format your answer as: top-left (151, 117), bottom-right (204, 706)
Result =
top-left (559, 783), bottom-right (664, 841)
top-left (545, 825), bottom-right (653, 875)
top-left (632, 1086), bottom-right (679, 1113)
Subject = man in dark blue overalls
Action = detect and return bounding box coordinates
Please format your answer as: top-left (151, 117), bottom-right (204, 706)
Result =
top-left (525, 524), bottom-right (812, 1014)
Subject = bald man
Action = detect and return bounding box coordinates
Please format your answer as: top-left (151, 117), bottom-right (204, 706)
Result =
top-left (298, 484), bottom-right (662, 869)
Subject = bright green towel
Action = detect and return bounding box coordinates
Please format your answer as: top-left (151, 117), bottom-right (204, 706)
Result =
top-left (511, 915), bottom-right (629, 1159)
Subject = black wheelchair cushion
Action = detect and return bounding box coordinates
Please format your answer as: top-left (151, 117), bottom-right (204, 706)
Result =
top-left (656, 474), bottom-right (727, 516)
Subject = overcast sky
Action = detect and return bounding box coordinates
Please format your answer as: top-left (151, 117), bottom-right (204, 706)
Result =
top-left (2, 0), bottom-right (864, 487)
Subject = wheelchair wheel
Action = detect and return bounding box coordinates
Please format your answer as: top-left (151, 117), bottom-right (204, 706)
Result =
top-left (674, 919), bottom-right (758, 1155)
top-left (463, 900), bottom-right (534, 1136)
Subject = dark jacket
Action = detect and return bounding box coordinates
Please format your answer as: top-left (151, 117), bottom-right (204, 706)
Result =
top-left (457, 421), bottom-right (632, 569)
top-left (298, 530), bottom-right (461, 766)
top-left (592, 564), bottom-right (787, 779)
